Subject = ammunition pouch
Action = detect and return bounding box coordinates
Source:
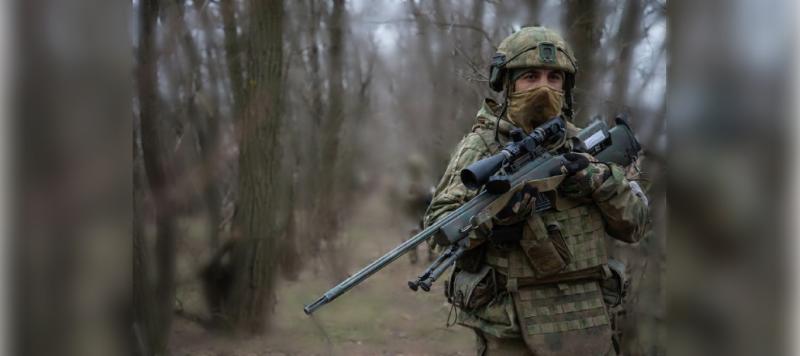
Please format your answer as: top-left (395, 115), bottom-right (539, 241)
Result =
top-left (520, 218), bottom-right (572, 278)
top-left (446, 265), bottom-right (496, 310)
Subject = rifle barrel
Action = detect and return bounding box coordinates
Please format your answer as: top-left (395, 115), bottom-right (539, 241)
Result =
top-left (303, 202), bottom-right (469, 314)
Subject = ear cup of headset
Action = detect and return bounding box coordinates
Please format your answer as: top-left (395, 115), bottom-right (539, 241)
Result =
top-left (488, 53), bottom-right (507, 92)
top-left (563, 73), bottom-right (576, 116)
top-left (489, 66), bottom-right (505, 92)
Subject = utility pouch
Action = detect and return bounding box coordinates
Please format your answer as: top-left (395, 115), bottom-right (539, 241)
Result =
top-left (600, 259), bottom-right (629, 308)
top-left (446, 265), bottom-right (495, 310)
top-left (519, 219), bottom-right (572, 278)
top-left (455, 244), bottom-right (486, 273)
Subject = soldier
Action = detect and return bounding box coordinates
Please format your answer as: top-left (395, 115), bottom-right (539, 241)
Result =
top-left (402, 154), bottom-right (436, 264)
top-left (423, 26), bottom-right (649, 355)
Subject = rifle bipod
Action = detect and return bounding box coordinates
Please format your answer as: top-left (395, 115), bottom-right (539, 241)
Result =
top-left (408, 245), bottom-right (466, 292)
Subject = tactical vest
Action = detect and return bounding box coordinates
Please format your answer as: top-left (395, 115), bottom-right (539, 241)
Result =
top-left (485, 205), bottom-right (614, 354)
top-left (470, 107), bottom-right (615, 355)
top-left (485, 205), bottom-right (609, 280)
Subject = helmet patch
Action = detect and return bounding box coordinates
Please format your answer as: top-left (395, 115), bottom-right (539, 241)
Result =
top-left (539, 42), bottom-right (556, 64)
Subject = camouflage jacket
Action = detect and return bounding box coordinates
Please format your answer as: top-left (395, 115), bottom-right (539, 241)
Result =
top-left (423, 98), bottom-right (649, 354)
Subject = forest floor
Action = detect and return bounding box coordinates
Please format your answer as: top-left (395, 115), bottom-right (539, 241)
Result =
top-left (168, 178), bottom-right (474, 356)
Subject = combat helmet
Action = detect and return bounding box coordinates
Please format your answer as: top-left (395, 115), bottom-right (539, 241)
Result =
top-left (489, 26), bottom-right (578, 116)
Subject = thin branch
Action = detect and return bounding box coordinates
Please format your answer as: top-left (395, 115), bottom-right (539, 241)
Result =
top-left (359, 18), bottom-right (497, 50)
top-left (572, 87), bottom-right (664, 124)
top-left (359, 52), bottom-right (376, 100)
top-left (633, 43), bottom-right (666, 101)
top-left (453, 44), bottom-right (488, 82)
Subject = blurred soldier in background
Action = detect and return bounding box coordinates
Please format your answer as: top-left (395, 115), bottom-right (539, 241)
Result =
top-left (424, 27), bottom-right (649, 356)
top-left (403, 154), bottom-right (436, 264)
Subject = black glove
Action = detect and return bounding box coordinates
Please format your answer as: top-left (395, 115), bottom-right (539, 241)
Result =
top-left (494, 185), bottom-right (537, 225)
top-left (552, 153), bottom-right (611, 198)
top-left (556, 152), bottom-right (590, 175)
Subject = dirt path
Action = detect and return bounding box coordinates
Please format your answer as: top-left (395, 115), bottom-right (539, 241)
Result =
top-left (169, 179), bottom-right (474, 355)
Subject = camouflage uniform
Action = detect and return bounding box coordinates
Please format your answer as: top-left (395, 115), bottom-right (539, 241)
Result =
top-left (424, 27), bottom-right (649, 356)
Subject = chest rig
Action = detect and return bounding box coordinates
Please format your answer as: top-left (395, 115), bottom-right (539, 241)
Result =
top-left (471, 112), bottom-right (610, 283)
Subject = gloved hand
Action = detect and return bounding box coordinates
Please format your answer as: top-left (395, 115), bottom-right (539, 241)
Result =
top-left (553, 152), bottom-right (611, 198)
top-left (494, 185), bottom-right (537, 225)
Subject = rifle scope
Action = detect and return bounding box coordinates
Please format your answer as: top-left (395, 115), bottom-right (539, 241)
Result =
top-left (460, 117), bottom-right (565, 190)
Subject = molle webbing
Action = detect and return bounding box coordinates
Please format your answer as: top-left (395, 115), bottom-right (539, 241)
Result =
top-left (516, 281), bottom-right (610, 335)
top-left (484, 205), bottom-right (608, 281)
top-left (514, 266), bottom-right (608, 287)
top-left (540, 205), bottom-right (607, 274)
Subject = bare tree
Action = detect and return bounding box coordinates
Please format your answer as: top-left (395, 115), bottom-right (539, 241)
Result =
top-left (407, 0), bottom-right (450, 163)
top-left (171, 0), bottom-right (226, 250)
top-left (135, 0), bottom-right (179, 352)
top-left (314, 0), bottom-right (349, 279)
top-left (221, 0), bottom-right (285, 332)
top-left (563, 0), bottom-right (603, 125)
top-left (303, 0), bottom-right (325, 253)
top-left (222, 0), bottom-right (245, 123)
top-left (608, 0), bottom-right (644, 119)
top-left (133, 124), bottom-right (153, 356)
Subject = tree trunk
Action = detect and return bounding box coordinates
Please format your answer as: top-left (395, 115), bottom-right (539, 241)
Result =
top-left (197, 45), bottom-right (224, 250)
top-left (222, 0), bottom-right (245, 123)
top-left (314, 0), bottom-right (348, 279)
top-left (563, 0), bottom-right (601, 126)
top-left (468, 0), bottom-right (485, 54)
top-left (279, 174), bottom-right (302, 281)
top-left (135, 0), bottom-right (179, 353)
top-left (303, 0), bottom-right (324, 255)
top-left (221, 0), bottom-right (284, 333)
top-left (133, 141), bottom-right (154, 356)
top-left (525, 1), bottom-right (543, 26)
top-left (173, 0), bottom-right (224, 250)
top-left (608, 0), bottom-right (643, 120)
top-left (408, 0), bottom-right (447, 162)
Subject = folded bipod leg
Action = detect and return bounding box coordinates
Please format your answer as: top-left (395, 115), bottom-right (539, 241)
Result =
top-left (408, 245), bottom-right (455, 291)
top-left (418, 246), bottom-right (466, 292)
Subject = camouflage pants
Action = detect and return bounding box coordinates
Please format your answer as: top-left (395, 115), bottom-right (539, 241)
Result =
top-left (474, 330), bottom-right (617, 356)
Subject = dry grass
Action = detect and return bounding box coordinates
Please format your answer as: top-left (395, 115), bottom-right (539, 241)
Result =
top-left (169, 181), bottom-right (474, 355)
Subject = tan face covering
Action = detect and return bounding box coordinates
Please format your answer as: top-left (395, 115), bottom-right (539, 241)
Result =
top-left (506, 86), bottom-right (564, 133)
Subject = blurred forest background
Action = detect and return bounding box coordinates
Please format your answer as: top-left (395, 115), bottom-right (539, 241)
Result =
top-left (132, 0), bottom-right (666, 354)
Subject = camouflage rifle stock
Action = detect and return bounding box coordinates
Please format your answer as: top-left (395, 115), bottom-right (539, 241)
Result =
top-left (303, 115), bottom-right (641, 315)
